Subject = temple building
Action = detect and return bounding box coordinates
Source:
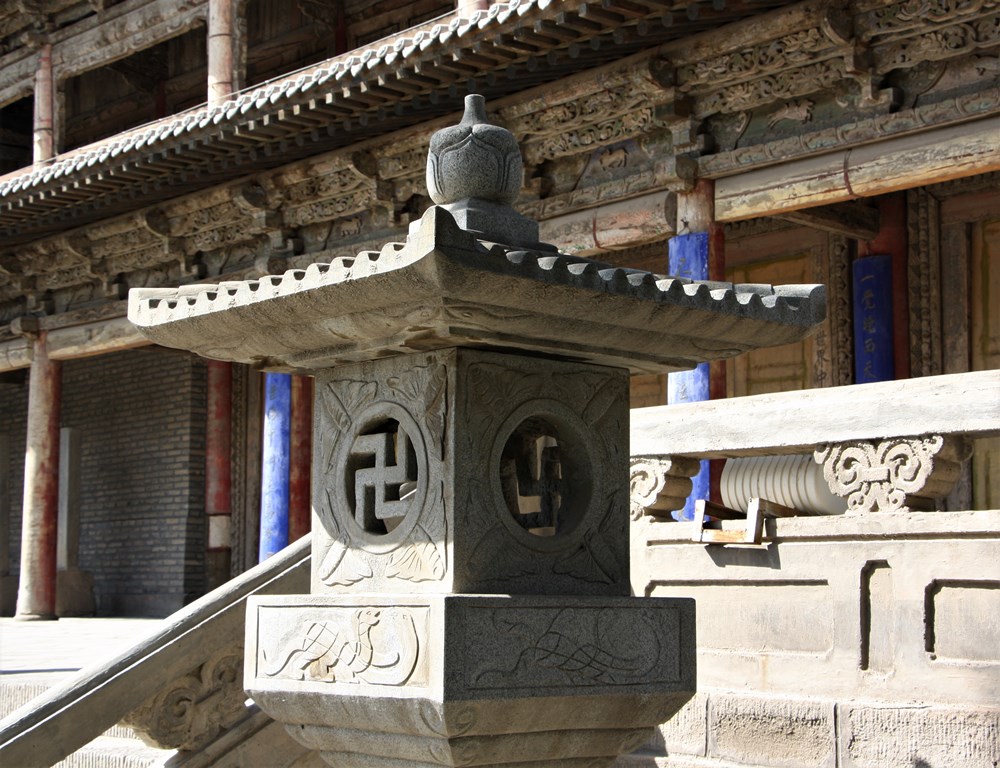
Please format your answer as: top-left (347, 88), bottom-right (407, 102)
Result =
top-left (0, 0), bottom-right (998, 766)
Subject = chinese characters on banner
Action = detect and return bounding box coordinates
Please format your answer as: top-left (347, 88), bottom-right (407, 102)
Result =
top-left (852, 254), bottom-right (894, 384)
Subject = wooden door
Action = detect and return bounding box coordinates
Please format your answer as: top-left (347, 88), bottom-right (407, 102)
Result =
top-left (971, 215), bottom-right (1000, 509)
top-left (724, 224), bottom-right (853, 397)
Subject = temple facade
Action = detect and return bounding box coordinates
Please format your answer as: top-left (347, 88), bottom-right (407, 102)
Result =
top-left (0, 1), bottom-right (998, 764)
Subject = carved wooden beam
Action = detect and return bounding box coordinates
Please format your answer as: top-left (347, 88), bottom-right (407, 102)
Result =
top-left (714, 117), bottom-right (1000, 220)
top-left (539, 191), bottom-right (677, 256)
top-left (51, 0), bottom-right (208, 81)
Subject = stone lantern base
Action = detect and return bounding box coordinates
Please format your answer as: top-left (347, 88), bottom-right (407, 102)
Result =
top-left (246, 594), bottom-right (695, 767)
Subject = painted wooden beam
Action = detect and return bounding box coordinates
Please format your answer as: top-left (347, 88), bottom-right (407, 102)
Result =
top-left (715, 117), bottom-right (1000, 221)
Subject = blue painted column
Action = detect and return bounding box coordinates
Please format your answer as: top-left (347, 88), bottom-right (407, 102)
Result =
top-left (668, 231), bottom-right (711, 521)
top-left (852, 254), bottom-right (895, 384)
top-left (259, 372), bottom-right (291, 561)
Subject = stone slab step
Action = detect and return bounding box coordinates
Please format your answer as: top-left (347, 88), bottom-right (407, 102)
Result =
top-left (54, 735), bottom-right (172, 768)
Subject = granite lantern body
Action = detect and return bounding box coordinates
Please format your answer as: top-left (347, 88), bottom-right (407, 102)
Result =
top-left (130, 95), bottom-right (827, 767)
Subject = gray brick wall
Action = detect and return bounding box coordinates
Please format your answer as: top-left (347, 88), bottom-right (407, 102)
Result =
top-left (1, 348), bottom-right (208, 617)
top-left (0, 371), bottom-right (28, 584)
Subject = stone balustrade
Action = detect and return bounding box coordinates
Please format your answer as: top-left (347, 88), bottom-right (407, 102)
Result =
top-left (629, 369), bottom-right (999, 521)
top-left (626, 369), bottom-right (1000, 768)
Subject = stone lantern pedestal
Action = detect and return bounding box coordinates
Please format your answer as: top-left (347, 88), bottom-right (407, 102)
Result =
top-left (130, 95), bottom-right (825, 767)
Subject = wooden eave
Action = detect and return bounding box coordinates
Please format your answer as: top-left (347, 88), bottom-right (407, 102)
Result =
top-left (0, 0), bottom-right (793, 246)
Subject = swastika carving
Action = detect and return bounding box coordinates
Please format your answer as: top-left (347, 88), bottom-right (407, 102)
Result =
top-left (348, 424), bottom-right (418, 536)
top-left (500, 419), bottom-right (565, 536)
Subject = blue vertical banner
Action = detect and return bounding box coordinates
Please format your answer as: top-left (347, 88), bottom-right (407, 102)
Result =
top-left (260, 372), bottom-right (292, 561)
top-left (852, 254), bottom-right (895, 384)
top-left (668, 232), bottom-right (710, 521)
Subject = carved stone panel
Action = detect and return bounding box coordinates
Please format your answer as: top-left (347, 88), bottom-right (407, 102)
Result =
top-left (245, 594), bottom-right (696, 767)
top-left (312, 351), bottom-right (449, 594)
top-left (124, 645), bottom-right (247, 752)
top-left (310, 348), bottom-right (631, 597)
top-left (814, 434), bottom-right (970, 513)
top-left (452, 349), bottom-right (630, 596)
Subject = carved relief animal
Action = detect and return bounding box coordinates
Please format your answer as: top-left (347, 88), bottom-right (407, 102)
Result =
top-left (263, 608), bottom-right (390, 682)
top-left (767, 99), bottom-right (814, 128)
top-left (339, 217), bottom-right (363, 238)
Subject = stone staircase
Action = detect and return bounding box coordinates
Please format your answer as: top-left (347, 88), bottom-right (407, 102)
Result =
top-left (0, 535), bottom-right (312, 768)
top-left (0, 675), bottom-right (171, 767)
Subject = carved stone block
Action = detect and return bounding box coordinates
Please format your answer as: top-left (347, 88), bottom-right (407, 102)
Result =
top-left (629, 456), bottom-right (702, 520)
top-left (814, 434), bottom-right (970, 513)
top-left (246, 594), bottom-right (696, 768)
top-left (312, 348), bottom-right (630, 597)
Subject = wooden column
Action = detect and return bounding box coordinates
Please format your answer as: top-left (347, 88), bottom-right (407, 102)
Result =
top-left (668, 180), bottom-right (725, 519)
top-left (205, 361), bottom-right (232, 589)
top-left (457, 0), bottom-right (490, 17)
top-left (33, 43), bottom-right (55, 163)
top-left (208, 0), bottom-right (236, 106)
top-left (288, 375), bottom-right (313, 543)
top-left (15, 332), bottom-right (62, 620)
top-left (259, 372), bottom-right (291, 561)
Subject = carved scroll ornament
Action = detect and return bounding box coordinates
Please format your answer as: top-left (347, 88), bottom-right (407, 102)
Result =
top-left (123, 645), bottom-right (247, 752)
top-left (814, 434), bottom-right (969, 513)
top-left (629, 455), bottom-right (701, 520)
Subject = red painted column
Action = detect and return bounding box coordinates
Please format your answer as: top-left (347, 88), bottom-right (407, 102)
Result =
top-left (15, 332), bottom-right (62, 620)
top-left (205, 361), bottom-right (232, 588)
top-left (288, 375), bottom-right (313, 542)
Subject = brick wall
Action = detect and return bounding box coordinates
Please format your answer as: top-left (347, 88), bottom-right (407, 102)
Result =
top-left (1, 347), bottom-right (207, 617)
top-left (0, 371), bottom-right (28, 614)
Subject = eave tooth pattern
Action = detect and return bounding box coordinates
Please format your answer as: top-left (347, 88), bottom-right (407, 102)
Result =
top-left (130, 235), bottom-right (825, 332)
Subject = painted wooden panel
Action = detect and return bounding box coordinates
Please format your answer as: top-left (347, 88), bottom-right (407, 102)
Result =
top-left (971, 216), bottom-right (1000, 510)
top-left (725, 243), bottom-right (820, 397)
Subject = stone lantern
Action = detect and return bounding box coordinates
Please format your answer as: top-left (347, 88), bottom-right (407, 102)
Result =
top-left (129, 95), bottom-right (826, 766)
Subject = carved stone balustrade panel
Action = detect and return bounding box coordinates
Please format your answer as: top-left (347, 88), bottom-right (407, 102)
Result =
top-left (814, 434), bottom-right (971, 513)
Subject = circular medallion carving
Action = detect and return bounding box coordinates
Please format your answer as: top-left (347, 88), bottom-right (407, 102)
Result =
top-left (490, 400), bottom-right (597, 552)
top-left (327, 402), bottom-right (429, 553)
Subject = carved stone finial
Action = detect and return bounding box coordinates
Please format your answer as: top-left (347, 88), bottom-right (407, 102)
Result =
top-left (422, 94), bottom-right (541, 247)
top-left (426, 94), bottom-right (522, 206)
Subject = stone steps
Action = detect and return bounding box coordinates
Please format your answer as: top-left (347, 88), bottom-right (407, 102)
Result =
top-left (54, 735), bottom-right (170, 768)
top-left (1, 675), bottom-right (172, 767)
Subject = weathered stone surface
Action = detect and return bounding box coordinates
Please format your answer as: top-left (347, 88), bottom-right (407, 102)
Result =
top-left (311, 348), bottom-right (631, 598)
top-left (839, 704), bottom-right (1000, 768)
top-left (638, 509), bottom-right (1000, 707)
top-left (246, 594), bottom-right (696, 767)
top-left (708, 694), bottom-right (835, 768)
top-left (129, 206), bottom-right (826, 376)
top-left (655, 692), bottom-right (708, 758)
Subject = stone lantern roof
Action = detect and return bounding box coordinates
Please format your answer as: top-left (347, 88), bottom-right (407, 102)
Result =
top-left (129, 95), bottom-right (826, 374)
